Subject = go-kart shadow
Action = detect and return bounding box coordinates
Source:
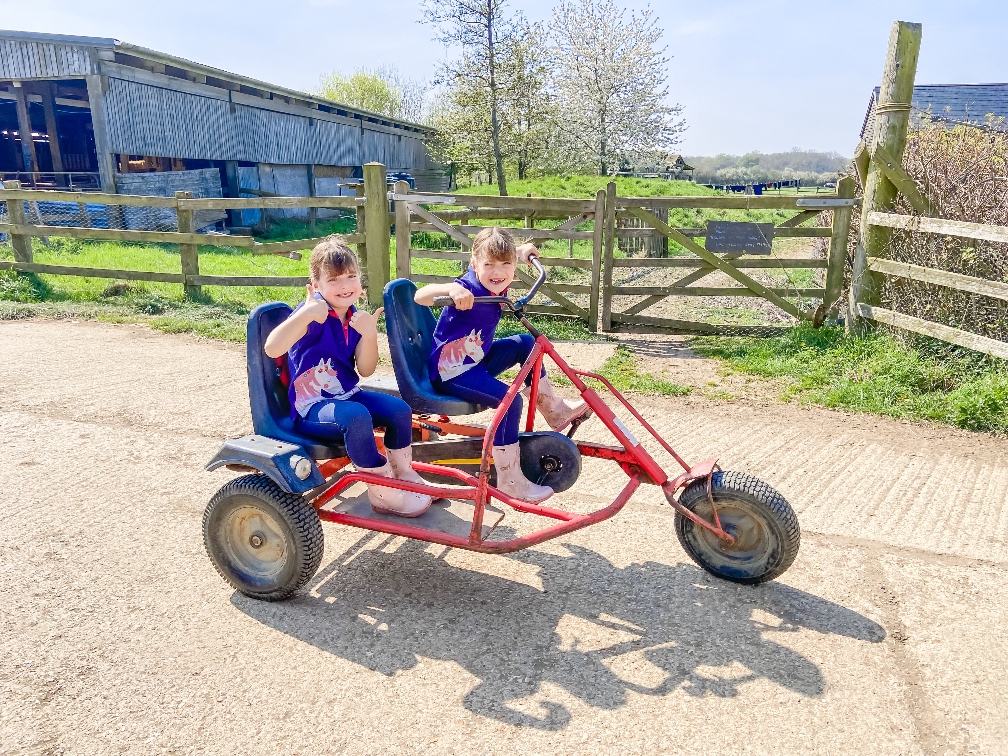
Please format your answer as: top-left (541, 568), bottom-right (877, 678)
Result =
top-left (231, 529), bottom-right (885, 731)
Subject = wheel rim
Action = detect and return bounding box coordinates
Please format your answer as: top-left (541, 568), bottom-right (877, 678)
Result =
top-left (693, 499), bottom-right (771, 566)
top-left (222, 505), bottom-right (288, 580)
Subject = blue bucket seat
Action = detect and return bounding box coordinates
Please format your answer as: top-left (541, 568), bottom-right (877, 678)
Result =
top-left (383, 279), bottom-right (487, 416)
top-left (246, 302), bottom-right (347, 460)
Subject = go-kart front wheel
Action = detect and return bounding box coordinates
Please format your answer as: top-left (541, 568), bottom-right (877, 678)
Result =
top-left (203, 474), bottom-right (324, 601)
top-left (674, 470), bottom-right (799, 584)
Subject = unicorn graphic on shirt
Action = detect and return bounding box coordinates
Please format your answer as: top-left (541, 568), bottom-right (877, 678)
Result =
top-left (437, 329), bottom-right (485, 381)
top-left (293, 357), bottom-right (347, 416)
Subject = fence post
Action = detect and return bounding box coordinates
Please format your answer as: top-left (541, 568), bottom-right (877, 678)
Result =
top-left (589, 188), bottom-right (605, 332)
top-left (823, 175), bottom-right (856, 317)
top-left (3, 180), bottom-right (32, 263)
top-left (362, 162), bottom-right (389, 308)
top-left (175, 190), bottom-right (200, 299)
top-left (849, 20), bottom-right (922, 335)
top-left (353, 183), bottom-right (367, 290)
top-left (601, 181), bottom-right (617, 331)
top-left (393, 179), bottom-right (411, 281)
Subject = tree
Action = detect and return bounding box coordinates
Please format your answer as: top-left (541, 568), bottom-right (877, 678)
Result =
top-left (422, 0), bottom-right (521, 195)
top-left (501, 20), bottom-right (555, 180)
top-left (317, 66), bottom-right (429, 123)
top-left (550, 0), bottom-right (685, 175)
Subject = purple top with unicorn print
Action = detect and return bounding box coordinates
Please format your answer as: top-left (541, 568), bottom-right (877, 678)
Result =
top-left (287, 302), bottom-right (362, 418)
top-left (429, 266), bottom-right (505, 383)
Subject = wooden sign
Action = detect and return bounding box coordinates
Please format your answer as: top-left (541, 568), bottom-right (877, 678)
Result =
top-left (705, 221), bottom-right (775, 254)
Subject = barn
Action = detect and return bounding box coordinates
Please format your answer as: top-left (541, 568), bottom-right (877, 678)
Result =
top-left (861, 82), bottom-right (1008, 139)
top-left (0, 29), bottom-right (441, 223)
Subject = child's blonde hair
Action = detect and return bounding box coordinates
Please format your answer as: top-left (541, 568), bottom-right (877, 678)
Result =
top-left (309, 236), bottom-right (359, 281)
top-left (471, 227), bottom-right (517, 264)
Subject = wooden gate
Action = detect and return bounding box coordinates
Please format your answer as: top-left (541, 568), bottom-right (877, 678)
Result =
top-left (600, 179), bottom-right (856, 334)
top-left (392, 183), bottom-right (605, 330)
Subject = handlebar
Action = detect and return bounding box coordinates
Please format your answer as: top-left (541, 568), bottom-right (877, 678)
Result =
top-left (431, 255), bottom-right (547, 312)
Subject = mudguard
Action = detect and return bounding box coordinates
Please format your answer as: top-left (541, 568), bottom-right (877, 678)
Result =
top-left (205, 435), bottom-right (325, 494)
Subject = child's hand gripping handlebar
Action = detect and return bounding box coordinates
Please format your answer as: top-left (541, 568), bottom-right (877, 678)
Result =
top-left (432, 255), bottom-right (547, 312)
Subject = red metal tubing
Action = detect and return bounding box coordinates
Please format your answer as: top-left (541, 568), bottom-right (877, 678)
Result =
top-left (319, 476), bottom-right (642, 554)
top-left (570, 367), bottom-right (691, 472)
top-left (525, 351), bottom-right (544, 432)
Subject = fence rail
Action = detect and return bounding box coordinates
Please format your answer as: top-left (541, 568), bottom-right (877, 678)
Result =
top-left (857, 210), bottom-right (1008, 358)
top-left (600, 176), bottom-right (855, 333)
top-left (0, 170), bottom-right (376, 298)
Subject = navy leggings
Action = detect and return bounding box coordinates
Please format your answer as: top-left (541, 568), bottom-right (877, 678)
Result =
top-left (437, 334), bottom-right (540, 446)
top-left (296, 390), bottom-right (412, 468)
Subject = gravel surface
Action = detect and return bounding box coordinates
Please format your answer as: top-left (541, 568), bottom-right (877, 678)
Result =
top-left (2, 320), bottom-right (1006, 755)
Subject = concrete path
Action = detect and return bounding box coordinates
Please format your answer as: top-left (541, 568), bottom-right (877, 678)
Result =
top-left (1, 320), bottom-right (1006, 755)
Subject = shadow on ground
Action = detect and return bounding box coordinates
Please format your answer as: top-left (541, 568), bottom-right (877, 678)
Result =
top-left (233, 531), bottom-right (884, 730)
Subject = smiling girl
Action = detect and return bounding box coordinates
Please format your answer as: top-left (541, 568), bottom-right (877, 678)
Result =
top-left (414, 227), bottom-right (591, 504)
top-left (264, 237), bottom-right (431, 517)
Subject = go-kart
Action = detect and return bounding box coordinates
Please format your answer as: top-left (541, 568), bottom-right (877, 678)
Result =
top-left (203, 257), bottom-right (800, 601)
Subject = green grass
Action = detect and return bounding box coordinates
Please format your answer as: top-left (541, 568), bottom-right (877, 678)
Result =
top-left (594, 345), bottom-right (692, 396)
top-left (456, 175), bottom-right (719, 199)
top-left (693, 323), bottom-right (1008, 433)
top-left (0, 231), bottom-right (598, 343)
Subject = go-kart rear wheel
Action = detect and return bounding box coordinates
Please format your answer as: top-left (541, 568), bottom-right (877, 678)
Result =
top-left (674, 470), bottom-right (799, 584)
top-left (203, 474), bottom-right (324, 601)
top-left (519, 431), bottom-right (581, 493)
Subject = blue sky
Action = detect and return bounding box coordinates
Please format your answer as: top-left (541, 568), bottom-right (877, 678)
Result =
top-left (1, 1), bottom-right (1005, 157)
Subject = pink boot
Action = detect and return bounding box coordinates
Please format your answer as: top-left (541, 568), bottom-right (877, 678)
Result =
top-left (358, 460), bottom-right (431, 518)
top-left (523, 377), bottom-right (592, 432)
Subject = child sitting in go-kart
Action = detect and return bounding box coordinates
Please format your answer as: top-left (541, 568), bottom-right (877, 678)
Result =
top-left (414, 227), bottom-right (592, 504)
top-left (264, 237), bottom-right (432, 518)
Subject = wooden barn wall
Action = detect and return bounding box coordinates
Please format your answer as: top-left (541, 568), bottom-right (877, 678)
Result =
top-left (0, 40), bottom-right (96, 79)
top-left (103, 77), bottom-right (428, 169)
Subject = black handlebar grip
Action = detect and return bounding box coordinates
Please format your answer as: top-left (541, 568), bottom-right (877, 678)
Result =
top-left (432, 296), bottom-right (456, 307)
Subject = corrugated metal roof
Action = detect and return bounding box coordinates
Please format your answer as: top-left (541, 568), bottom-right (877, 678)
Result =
top-left (0, 28), bottom-right (430, 133)
top-left (861, 83), bottom-right (1008, 140)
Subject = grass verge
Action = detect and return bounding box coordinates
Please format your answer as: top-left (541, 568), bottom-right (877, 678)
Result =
top-left (527, 344), bottom-right (690, 398)
top-left (693, 323), bottom-right (1008, 433)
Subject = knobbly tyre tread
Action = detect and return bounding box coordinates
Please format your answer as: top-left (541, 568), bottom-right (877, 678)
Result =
top-left (675, 470), bottom-right (800, 584)
top-left (203, 473), bottom-right (324, 601)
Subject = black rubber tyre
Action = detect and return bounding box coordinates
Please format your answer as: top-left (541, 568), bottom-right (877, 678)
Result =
top-left (519, 432), bottom-right (582, 493)
top-left (674, 470), bottom-right (799, 584)
top-left (203, 474), bottom-right (324, 601)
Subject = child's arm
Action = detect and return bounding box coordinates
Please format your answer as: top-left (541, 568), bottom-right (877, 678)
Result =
top-left (264, 284), bottom-right (329, 358)
top-left (350, 307), bottom-right (384, 377)
top-left (414, 281), bottom-right (475, 310)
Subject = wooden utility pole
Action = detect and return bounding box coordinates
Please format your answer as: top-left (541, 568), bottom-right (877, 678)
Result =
top-left (362, 162), bottom-right (390, 308)
top-left (849, 20), bottom-right (922, 334)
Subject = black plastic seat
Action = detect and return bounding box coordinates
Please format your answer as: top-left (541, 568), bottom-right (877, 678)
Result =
top-left (383, 279), bottom-right (486, 416)
top-left (246, 302), bottom-right (347, 460)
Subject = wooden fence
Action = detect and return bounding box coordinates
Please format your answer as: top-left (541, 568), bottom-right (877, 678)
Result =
top-left (0, 166), bottom-right (857, 337)
top-left (0, 171), bottom-right (371, 300)
top-left (849, 20), bottom-right (1008, 360)
top-left (601, 179), bottom-right (855, 334)
top-left (393, 185), bottom-right (605, 329)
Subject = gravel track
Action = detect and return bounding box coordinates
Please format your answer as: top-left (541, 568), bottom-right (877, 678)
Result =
top-left (2, 320), bottom-right (1006, 755)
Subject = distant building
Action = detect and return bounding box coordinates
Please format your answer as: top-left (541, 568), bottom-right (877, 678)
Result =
top-left (0, 29), bottom-right (442, 217)
top-left (860, 83), bottom-right (1008, 140)
top-left (617, 153), bottom-right (694, 181)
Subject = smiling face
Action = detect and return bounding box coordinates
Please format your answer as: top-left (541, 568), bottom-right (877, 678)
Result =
top-left (472, 252), bottom-right (516, 295)
top-left (313, 264), bottom-right (362, 314)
